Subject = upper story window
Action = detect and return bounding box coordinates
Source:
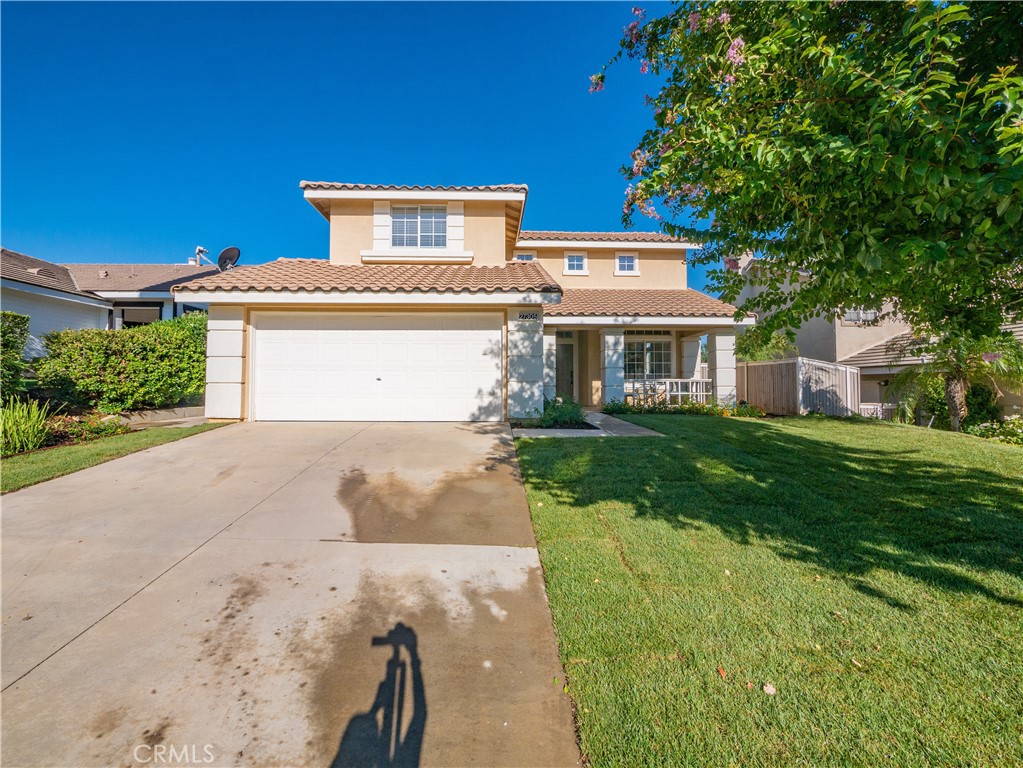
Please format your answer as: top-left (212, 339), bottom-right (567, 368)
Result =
top-left (615, 253), bottom-right (639, 275)
top-left (564, 252), bottom-right (588, 275)
top-left (843, 308), bottom-right (878, 324)
top-left (391, 205), bottom-right (447, 248)
top-left (514, 251), bottom-right (536, 262)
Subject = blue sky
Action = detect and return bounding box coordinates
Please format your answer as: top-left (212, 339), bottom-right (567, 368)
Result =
top-left (1, 1), bottom-right (709, 290)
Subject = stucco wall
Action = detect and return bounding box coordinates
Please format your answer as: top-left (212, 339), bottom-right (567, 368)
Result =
top-left (529, 247), bottom-right (687, 289)
top-left (328, 201), bottom-right (375, 264)
top-left (327, 199), bottom-right (507, 265)
top-left (1, 287), bottom-right (108, 357)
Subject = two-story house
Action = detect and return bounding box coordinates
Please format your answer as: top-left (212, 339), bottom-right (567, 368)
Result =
top-left (175, 182), bottom-right (750, 422)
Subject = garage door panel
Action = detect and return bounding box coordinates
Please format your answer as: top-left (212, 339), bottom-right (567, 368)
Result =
top-left (252, 312), bottom-right (504, 422)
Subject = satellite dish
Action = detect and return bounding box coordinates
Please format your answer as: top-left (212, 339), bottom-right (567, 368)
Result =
top-left (217, 247), bottom-right (241, 272)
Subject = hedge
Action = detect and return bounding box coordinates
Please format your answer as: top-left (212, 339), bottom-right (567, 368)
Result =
top-left (36, 312), bottom-right (207, 413)
top-left (1, 311), bottom-right (31, 396)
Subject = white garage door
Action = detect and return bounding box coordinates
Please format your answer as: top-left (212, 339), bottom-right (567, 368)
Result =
top-left (251, 312), bottom-right (504, 421)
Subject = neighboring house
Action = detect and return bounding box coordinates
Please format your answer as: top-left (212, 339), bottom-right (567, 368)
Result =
top-left (1, 248), bottom-right (111, 357)
top-left (735, 255), bottom-right (1022, 414)
top-left (174, 182), bottom-right (752, 422)
top-left (839, 323), bottom-right (1023, 418)
top-left (63, 263), bottom-right (217, 327)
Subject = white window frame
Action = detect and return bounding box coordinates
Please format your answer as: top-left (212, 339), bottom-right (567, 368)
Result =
top-left (614, 251), bottom-right (640, 276)
top-left (842, 308), bottom-right (879, 325)
top-left (391, 205), bottom-right (448, 249)
top-left (624, 335), bottom-right (675, 380)
top-left (564, 251), bottom-right (589, 276)
top-left (513, 251), bottom-right (537, 262)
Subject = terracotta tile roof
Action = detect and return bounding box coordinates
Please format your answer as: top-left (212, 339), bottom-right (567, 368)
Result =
top-left (173, 258), bottom-right (561, 295)
top-left (546, 288), bottom-right (738, 318)
top-left (300, 181), bottom-right (528, 193)
top-left (64, 263), bottom-right (220, 292)
top-left (518, 230), bottom-right (683, 243)
top-left (1, 248), bottom-right (105, 300)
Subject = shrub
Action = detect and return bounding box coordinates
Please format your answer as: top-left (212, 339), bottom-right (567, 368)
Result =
top-left (918, 378), bottom-right (1002, 430)
top-left (1, 311), bottom-right (30, 397)
top-left (536, 396), bottom-right (588, 428)
top-left (36, 313), bottom-right (206, 413)
top-left (603, 398), bottom-right (765, 418)
top-left (1, 398), bottom-right (51, 457)
top-left (964, 417), bottom-right (1023, 446)
top-left (47, 412), bottom-right (132, 444)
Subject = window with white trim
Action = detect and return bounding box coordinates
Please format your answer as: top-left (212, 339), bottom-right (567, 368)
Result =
top-left (391, 205), bottom-right (447, 248)
top-left (615, 253), bottom-right (639, 275)
top-left (565, 252), bottom-right (588, 273)
top-left (843, 308), bottom-right (878, 324)
top-left (625, 339), bottom-right (672, 379)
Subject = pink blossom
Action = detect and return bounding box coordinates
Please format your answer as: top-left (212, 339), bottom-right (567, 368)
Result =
top-left (724, 73), bottom-right (736, 84)
top-left (639, 199), bottom-right (663, 221)
top-left (983, 352), bottom-right (1003, 363)
top-left (724, 257), bottom-right (740, 271)
top-left (726, 37), bottom-right (745, 66)
top-left (631, 149), bottom-right (651, 177)
top-left (589, 74), bottom-right (605, 93)
top-left (688, 12), bottom-right (701, 32)
top-left (632, 6), bottom-right (646, 20)
top-left (718, 11), bottom-right (731, 24)
top-left (625, 20), bottom-right (641, 43)
top-left (640, 60), bottom-right (650, 74)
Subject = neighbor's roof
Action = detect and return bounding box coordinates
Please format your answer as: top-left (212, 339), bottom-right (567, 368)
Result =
top-left (64, 263), bottom-right (220, 293)
top-left (546, 288), bottom-right (738, 318)
top-left (173, 258), bottom-right (561, 295)
top-left (841, 324), bottom-right (1023, 368)
top-left (300, 181), bottom-right (529, 194)
top-left (1, 248), bottom-right (103, 300)
top-left (839, 332), bottom-right (920, 368)
top-left (518, 230), bottom-right (683, 244)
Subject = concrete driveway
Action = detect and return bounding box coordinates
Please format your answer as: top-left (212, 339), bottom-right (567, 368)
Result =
top-left (1, 422), bottom-right (579, 767)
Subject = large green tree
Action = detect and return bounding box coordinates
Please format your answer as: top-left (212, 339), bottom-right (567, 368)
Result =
top-left (599, 1), bottom-right (1023, 428)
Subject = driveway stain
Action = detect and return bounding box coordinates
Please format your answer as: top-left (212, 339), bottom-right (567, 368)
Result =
top-left (294, 564), bottom-right (573, 768)
top-left (337, 454), bottom-right (535, 547)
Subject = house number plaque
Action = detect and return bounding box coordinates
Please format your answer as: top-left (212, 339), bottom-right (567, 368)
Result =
top-left (517, 311), bottom-right (541, 322)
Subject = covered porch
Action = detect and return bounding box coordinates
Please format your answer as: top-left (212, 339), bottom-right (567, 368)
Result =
top-left (540, 324), bottom-right (745, 407)
top-left (540, 288), bottom-right (753, 408)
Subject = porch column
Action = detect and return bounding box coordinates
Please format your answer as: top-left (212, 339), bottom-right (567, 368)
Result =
top-left (507, 308), bottom-right (544, 418)
top-left (679, 335), bottom-right (702, 379)
top-left (707, 330), bottom-right (736, 404)
top-left (542, 328), bottom-right (557, 401)
top-left (600, 328), bottom-right (625, 404)
top-left (205, 305), bottom-right (245, 419)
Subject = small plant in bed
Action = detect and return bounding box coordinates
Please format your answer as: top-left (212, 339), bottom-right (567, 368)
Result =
top-left (1, 397), bottom-right (52, 457)
top-left (511, 396), bottom-right (597, 429)
top-left (47, 412), bottom-right (131, 446)
top-left (603, 398), bottom-right (764, 418)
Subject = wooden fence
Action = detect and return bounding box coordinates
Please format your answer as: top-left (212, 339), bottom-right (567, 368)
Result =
top-left (737, 358), bottom-right (861, 416)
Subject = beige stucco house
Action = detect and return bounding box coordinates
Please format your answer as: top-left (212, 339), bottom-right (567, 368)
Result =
top-left (175, 182), bottom-right (751, 422)
top-left (735, 255), bottom-right (1022, 416)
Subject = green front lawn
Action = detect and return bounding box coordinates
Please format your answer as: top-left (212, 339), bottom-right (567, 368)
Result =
top-left (1, 424), bottom-right (224, 493)
top-left (517, 416), bottom-right (1023, 767)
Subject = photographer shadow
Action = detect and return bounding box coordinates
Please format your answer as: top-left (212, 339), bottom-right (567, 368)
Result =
top-left (331, 622), bottom-right (427, 768)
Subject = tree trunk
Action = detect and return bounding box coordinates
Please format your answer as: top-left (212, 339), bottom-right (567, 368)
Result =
top-left (944, 373), bottom-right (968, 432)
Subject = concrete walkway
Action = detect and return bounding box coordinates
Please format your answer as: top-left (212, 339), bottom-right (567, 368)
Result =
top-left (512, 411), bottom-right (662, 439)
top-left (1, 422), bottom-right (579, 767)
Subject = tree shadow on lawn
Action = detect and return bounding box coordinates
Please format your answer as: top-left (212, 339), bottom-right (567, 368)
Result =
top-left (517, 417), bottom-right (1023, 610)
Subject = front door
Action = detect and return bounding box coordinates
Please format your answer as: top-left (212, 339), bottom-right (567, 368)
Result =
top-left (556, 342), bottom-right (575, 399)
